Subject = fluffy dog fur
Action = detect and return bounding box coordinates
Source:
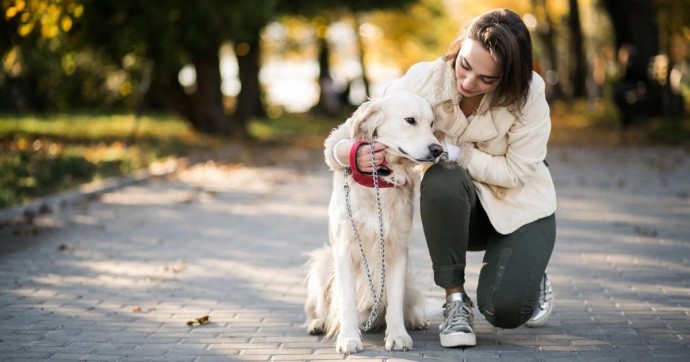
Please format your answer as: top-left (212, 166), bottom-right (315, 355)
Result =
top-left (305, 91), bottom-right (443, 353)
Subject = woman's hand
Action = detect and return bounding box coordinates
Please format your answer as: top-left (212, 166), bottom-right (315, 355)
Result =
top-left (356, 142), bottom-right (387, 173)
top-left (334, 140), bottom-right (388, 173)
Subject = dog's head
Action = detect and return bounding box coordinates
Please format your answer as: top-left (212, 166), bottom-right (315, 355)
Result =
top-left (349, 91), bottom-right (443, 164)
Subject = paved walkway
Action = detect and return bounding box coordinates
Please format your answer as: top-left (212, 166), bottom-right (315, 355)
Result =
top-left (0, 146), bottom-right (689, 361)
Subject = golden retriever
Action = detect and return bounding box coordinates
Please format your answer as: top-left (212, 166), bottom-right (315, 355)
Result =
top-left (305, 91), bottom-right (443, 353)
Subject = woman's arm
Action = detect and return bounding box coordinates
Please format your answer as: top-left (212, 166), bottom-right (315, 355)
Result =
top-left (323, 118), bottom-right (387, 173)
top-left (323, 120), bottom-right (353, 171)
top-left (463, 74), bottom-right (551, 189)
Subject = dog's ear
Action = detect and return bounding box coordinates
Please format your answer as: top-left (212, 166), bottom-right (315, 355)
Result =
top-left (349, 99), bottom-right (384, 139)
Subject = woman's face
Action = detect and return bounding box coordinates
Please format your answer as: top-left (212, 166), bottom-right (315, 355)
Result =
top-left (454, 38), bottom-right (501, 98)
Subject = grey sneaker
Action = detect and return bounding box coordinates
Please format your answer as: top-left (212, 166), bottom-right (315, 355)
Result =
top-left (439, 292), bottom-right (476, 347)
top-left (525, 273), bottom-right (554, 327)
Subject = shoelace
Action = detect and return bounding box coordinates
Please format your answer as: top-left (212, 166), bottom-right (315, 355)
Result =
top-left (441, 301), bottom-right (473, 331)
top-left (537, 276), bottom-right (553, 308)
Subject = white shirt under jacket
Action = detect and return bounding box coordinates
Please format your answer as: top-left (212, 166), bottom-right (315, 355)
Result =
top-left (324, 58), bottom-right (557, 234)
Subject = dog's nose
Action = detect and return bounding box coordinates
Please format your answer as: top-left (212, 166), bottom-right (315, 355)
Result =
top-left (429, 143), bottom-right (444, 158)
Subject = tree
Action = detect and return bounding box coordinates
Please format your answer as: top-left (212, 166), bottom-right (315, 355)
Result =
top-left (313, 15), bottom-right (346, 116)
top-left (568, 0), bottom-right (587, 98)
top-left (74, 0), bottom-right (419, 133)
top-left (603, 0), bottom-right (659, 62)
top-left (73, 1), bottom-right (279, 136)
top-left (654, 0), bottom-right (689, 118)
top-left (1, 0), bottom-right (91, 111)
top-left (277, 0), bottom-right (419, 115)
top-left (3, 0), bottom-right (427, 137)
top-left (531, 0), bottom-right (564, 99)
top-left (603, 0), bottom-right (662, 123)
top-left (367, 0), bottom-right (456, 74)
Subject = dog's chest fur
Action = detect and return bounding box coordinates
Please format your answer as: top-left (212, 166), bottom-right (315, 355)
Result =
top-left (329, 163), bottom-right (418, 263)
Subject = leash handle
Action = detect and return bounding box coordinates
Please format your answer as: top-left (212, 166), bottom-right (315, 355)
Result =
top-left (348, 140), bottom-right (395, 188)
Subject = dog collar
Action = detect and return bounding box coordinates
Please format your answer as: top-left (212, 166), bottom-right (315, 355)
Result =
top-left (349, 140), bottom-right (396, 188)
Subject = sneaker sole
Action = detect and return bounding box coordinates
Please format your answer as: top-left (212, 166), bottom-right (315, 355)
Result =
top-left (525, 303), bottom-right (553, 328)
top-left (440, 332), bottom-right (476, 347)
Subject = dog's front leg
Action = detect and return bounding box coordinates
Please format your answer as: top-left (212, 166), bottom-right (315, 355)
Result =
top-left (384, 253), bottom-right (413, 351)
top-left (333, 243), bottom-right (363, 354)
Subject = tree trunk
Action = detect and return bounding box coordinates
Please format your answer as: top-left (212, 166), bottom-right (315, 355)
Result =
top-left (149, 68), bottom-right (195, 127)
top-left (568, 0), bottom-right (587, 98)
top-left (354, 15), bottom-right (371, 100)
top-left (531, 0), bottom-right (564, 100)
top-left (657, 4), bottom-right (684, 118)
top-left (191, 50), bottom-right (231, 135)
top-left (311, 17), bottom-right (351, 116)
top-left (603, 0), bottom-right (660, 122)
top-left (313, 34), bottom-right (342, 116)
top-left (603, 0), bottom-right (658, 60)
top-left (235, 35), bottom-right (265, 138)
top-left (149, 51), bottom-right (231, 135)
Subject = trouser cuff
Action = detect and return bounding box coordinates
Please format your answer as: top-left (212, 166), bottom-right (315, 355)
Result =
top-left (433, 264), bottom-right (466, 289)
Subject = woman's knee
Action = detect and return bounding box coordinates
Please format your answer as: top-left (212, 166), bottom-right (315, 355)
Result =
top-left (421, 163), bottom-right (472, 203)
top-left (477, 268), bottom-right (535, 329)
top-left (478, 297), bottom-right (532, 329)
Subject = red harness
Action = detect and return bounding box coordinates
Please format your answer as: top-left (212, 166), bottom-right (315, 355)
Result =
top-left (348, 140), bottom-right (396, 188)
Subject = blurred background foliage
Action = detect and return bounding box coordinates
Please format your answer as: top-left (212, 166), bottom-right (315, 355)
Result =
top-left (1, 0), bottom-right (689, 207)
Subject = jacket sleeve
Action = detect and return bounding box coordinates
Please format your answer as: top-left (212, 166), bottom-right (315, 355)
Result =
top-left (465, 75), bottom-right (551, 189)
top-left (323, 117), bottom-right (354, 171)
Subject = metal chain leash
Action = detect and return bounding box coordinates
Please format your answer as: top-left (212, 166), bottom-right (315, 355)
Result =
top-left (342, 142), bottom-right (386, 331)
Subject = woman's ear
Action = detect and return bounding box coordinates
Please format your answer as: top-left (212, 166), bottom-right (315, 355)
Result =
top-left (349, 99), bottom-right (384, 139)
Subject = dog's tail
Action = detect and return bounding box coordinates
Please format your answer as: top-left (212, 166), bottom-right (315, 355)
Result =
top-left (304, 246), bottom-right (337, 336)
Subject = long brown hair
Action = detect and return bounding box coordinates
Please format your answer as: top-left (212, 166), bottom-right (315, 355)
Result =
top-left (443, 8), bottom-right (533, 114)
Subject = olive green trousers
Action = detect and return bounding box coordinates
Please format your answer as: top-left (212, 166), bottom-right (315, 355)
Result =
top-left (420, 161), bottom-right (556, 328)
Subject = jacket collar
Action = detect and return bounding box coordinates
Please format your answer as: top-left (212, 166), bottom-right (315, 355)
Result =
top-left (417, 59), bottom-right (461, 108)
top-left (458, 107), bottom-right (498, 143)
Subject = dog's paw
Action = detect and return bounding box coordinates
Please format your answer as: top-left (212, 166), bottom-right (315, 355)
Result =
top-left (335, 334), bottom-right (363, 354)
top-left (384, 330), bottom-right (413, 351)
top-left (307, 319), bottom-right (325, 335)
top-left (405, 315), bottom-right (428, 330)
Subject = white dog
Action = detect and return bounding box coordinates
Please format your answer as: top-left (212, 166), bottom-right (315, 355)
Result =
top-left (305, 91), bottom-right (443, 354)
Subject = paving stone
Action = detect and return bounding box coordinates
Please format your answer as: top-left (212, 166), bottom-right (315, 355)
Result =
top-left (0, 146), bottom-right (688, 360)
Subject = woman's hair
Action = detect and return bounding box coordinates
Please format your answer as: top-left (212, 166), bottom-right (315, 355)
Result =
top-left (443, 8), bottom-right (533, 114)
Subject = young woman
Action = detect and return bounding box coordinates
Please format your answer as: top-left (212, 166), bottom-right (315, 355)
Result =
top-left (324, 8), bottom-right (557, 347)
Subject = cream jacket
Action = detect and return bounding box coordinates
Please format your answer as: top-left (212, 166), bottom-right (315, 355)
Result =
top-left (324, 58), bottom-right (557, 234)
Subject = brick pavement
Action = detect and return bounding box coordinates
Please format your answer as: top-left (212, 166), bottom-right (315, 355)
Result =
top-left (0, 146), bottom-right (689, 361)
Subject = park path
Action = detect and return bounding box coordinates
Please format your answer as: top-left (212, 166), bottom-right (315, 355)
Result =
top-left (0, 145), bottom-right (689, 361)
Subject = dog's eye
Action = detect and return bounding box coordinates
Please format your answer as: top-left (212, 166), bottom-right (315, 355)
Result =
top-left (430, 121), bottom-right (434, 128)
top-left (405, 117), bottom-right (416, 125)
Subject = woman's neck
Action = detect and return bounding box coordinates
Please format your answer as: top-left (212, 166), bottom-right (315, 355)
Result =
top-left (460, 95), bottom-right (483, 117)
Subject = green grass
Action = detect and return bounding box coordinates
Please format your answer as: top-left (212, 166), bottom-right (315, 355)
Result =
top-left (1, 102), bottom-right (687, 209)
top-left (248, 112), bottom-right (341, 145)
top-left (0, 113), bottom-right (198, 145)
top-left (549, 99), bottom-right (690, 146)
top-left (0, 111), bottom-right (341, 208)
top-left (0, 112), bottom-right (223, 208)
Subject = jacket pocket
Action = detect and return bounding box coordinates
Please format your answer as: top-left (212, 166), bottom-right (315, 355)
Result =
top-left (488, 184), bottom-right (520, 200)
top-left (476, 135), bottom-right (508, 155)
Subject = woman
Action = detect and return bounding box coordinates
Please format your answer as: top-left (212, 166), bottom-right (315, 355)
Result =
top-left (324, 8), bottom-right (556, 348)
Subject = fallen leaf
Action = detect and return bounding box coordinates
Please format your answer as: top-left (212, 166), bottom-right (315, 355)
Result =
top-left (634, 226), bottom-right (658, 237)
top-left (58, 243), bottom-right (77, 252)
top-left (132, 306), bottom-right (156, 313)
top-left (187, 315), bottom-right (210, 326)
